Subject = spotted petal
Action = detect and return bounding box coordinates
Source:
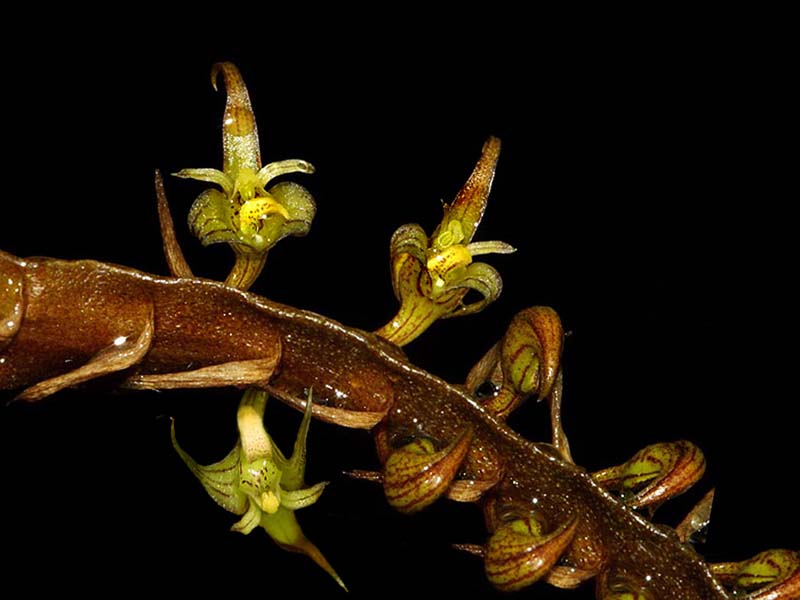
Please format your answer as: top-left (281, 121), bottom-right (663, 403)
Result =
top-left (262, 181), bottom-right (316, 243)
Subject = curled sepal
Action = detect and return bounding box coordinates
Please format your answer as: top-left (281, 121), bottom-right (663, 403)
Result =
top-left (383, 427), bottom-right (473, 513)
top-left (595, 571), bottom-right (654, 600)
top-left (211, 61), bottom-right (260, 175)
top-left (374, 224), bottom-right (463, 346)
top-left (441, 261), bottom-right (504, 318)
top-left (446, 467), bottom-right (504, 503)
top-left (484, 515), bottom-right (579, 592)
top-left (592, 440), bottom-right (705, 509)
top-left (712, 549), bottom-right (800, 599)
top-left (170, 421), bottom-right (247, 515)
top-left (176, 62), bottom-right (315, 290)
top-left (375, 137), bottom-right (515, 346)
top-left (481, 306), bottom-right (564, 419)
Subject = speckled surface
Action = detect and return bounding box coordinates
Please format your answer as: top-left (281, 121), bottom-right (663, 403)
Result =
top-left (1, 253), bottom-right (730, 598)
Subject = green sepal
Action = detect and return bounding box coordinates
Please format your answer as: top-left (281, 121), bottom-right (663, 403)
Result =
top-left (231, 500), bottom-right (262, 534)
top-left (376, 138), bottom-right (514, 346)
top-left (187, 188), bottom-right (238, 247)
top-left (281, 481), bottom-right (328, 510)
top-left (175, 62), bottom-right (316, 289)
top-left (440, 261), bottom-right (504, 318)
top-left (171, 389), bottom-right (345, 589)
top-left (256, 181), bottom-right (317, 248)
top-left (175, 168), bottom-right (233, 195)
top-left (260, 506), bottom-right (349, 592)
top-left (280, 392), bottom-right (314, 491)
top-left (170, 421), bottom-right (247, 515)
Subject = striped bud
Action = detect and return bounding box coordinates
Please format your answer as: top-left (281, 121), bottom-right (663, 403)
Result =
top-left (593, 440), bottom-right (705, 509)
top-left (712, 549), bottom-right (800, 599)
top-left (483, 306), bottom-right (563, 419)
top-left (484, 515), bottom-right (578, 592)
top-left (383, 427), bottom-right (473, 513)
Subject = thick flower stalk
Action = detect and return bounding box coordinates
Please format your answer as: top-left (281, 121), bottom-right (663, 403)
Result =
top-left (175, 62), bottom-right (315, 290)
top-left (171, 389), bottom-right (346, 591)
top-left (375, 136), bottom-right (515, 346)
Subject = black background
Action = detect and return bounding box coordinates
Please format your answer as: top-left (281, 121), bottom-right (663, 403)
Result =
top-left (1, 17), bottom-right (796, 598)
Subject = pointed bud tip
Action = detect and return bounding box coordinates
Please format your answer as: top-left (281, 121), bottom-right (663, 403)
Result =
top-left (210, 62), bottom-right (230, 92)
top-left (483, 136), bottom-right (502, 154)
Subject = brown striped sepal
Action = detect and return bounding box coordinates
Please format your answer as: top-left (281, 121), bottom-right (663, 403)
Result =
top-left (592, 440), bottom-right (705, 509)
top-left (481, 306), bottom-right (563, 419)
top-left (374, 223), bottom-right (466, 346)
top-left (383, 427), bottom-right (473, 513)
top-left (374, 137), bottom-right (514, 346)
top-left (712, 549), bottom-right (800, 600)
top-left (484, 514), bottom-right (579, 592)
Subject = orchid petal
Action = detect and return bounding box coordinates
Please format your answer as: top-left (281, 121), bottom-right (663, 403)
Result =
top-left (173, 168), bottom-right (233, 196)
top-left (256, 159), bottom-right (315, 188)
